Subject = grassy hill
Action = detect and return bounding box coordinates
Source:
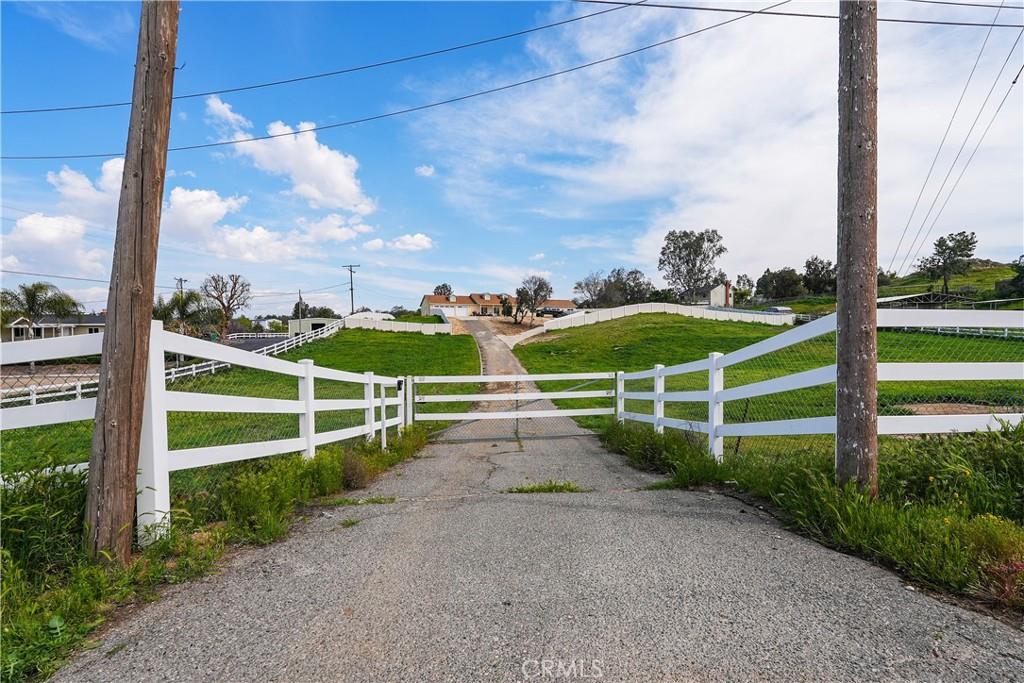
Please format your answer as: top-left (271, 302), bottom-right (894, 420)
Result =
top-left (745, 260), bottom-right (1019, 314)
top-left (514, 313), bottom-right (1024, 432)
top-left (3, 329), bottom-right (479, 474)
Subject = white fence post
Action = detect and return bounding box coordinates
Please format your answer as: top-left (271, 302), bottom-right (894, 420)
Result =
top-left (298, 359), bottom-right (316, 459)
top-left (29, 385), bottom-right (37, 405)
top-left (615, 371), bottom-right (624, 422)
top-left (397, 378), bottom-right (406, 434)
top-left (653, 364), bottom-right (665, 434)
top-left (379, 382), bottom-right (387, 450)
top-left (75, 382), bottom-right (82, 399)
top-left (364, 371), bottom-right (375, 442)
top-left (403, 374), bottom-right (411, 428)
top-left (707, 352), bottom-right (724, 461)
top-left (138, 321), bottom-right (171, 545)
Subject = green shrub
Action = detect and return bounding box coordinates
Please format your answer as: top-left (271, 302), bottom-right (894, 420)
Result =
top-left (0, 426), bottom-right (428, 683)
top-left (0, 463), bottom-right (87, 578)
top-left (879, 422), bottom-right (1024, 524)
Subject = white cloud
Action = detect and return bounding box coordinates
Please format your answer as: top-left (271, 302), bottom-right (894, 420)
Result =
top-left (415, 164), bottom-right (436, 177)
top-left (208, 225), bottom-right (311, 263)
top-left (296, 214), bottom-right (374, 244)
top-left (560, 234), bottom-right (618, 250)
top-left (389, 233), bottom-right (434, 251)
top-left (18, 2), bottom-right (134, 51)
top-left (205, 95), bottom-right (252, 130)
top-left (363, 238), bottom-right (385, 251)
top-left (414, 3), bottom-right (1023, 275)
top-left (529, 252), bottom-right (545, 261)
top-left (161, 187), bottom-right (248, 241)
top-left (47, 157), bottom-right (124, 227)
top-left (3, 213), bottom-right (107, 275)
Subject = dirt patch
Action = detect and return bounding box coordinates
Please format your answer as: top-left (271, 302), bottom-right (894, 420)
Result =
top-left (0, 363), bottom-right (101, 390)
top-left (518, 332), bottom-right (565, 346)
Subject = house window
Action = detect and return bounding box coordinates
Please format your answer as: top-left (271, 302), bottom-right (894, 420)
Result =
top-left (32, 328), bottom-right (43, 338)
top-left (88, 327), bottom-right (100, 334)
top-left (13, 328), bottom-right (26, 339)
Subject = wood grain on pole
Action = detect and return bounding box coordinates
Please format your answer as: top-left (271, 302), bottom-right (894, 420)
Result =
top-left (836, 0), bottom-right (879, 495)
top-left (85, 1), bottom-right (179, 563)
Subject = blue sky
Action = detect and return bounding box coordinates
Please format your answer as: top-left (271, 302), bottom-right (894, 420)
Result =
top-left (2, 1), bottom-right (1022, 315)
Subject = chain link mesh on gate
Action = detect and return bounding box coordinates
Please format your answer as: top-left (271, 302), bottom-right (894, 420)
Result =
top-left (1, 352), bottom-right (101, 474)
top-left (420, 376), bottom-right (616, 443)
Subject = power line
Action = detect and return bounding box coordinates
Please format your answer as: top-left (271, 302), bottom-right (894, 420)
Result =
top-left (886, 0), bottom-right (1007, 272)
top-left (905, 0), bottom-right (1024, 9)
top-left (896, 28), bottom-right (1024, 274)
top-left (574, 0), bottom-right (1024, 26)
top-left (1, 2), bottom-right (649, 116)
top-left (0, 0), bottom-right (791, 161)
top-left (0, 268), bottom-right (178, 289)
top-left (902, 62), bottom-right (1024, 273)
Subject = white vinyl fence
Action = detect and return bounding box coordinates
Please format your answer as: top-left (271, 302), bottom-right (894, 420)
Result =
top-left (1, 318), bottom-right (348, 407)
top-left (616, 309), bottom-right (1023, 460)
top-left (501, 302), bottom-right (795, 347)
top-left (0, 322), bottom-right (404, 542)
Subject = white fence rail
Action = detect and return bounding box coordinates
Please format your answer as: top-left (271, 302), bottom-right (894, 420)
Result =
top-left (225, 332), bottom-right (288, 340)
top-left (0, 322), bottom-right (405, 543)
top-left (409, 372), bottom-right (616, 422)
top-left (500, 302), bottom-right (795, 347)
top-left (1, 318), bottom-right (349, 407)
top-left (615, 310), bottom-right (1024, 460)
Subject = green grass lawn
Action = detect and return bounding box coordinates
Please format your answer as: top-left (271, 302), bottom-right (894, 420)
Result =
top-left (2, 329), bottom-right (479, 474)
top-left (514, 313), bottom-right (1024, 432)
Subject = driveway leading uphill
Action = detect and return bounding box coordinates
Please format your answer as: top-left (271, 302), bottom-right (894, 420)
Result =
top-left (54, 319), bottom-right (1024, 682)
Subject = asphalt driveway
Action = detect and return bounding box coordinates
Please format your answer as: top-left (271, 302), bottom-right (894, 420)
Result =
top-left (53, 319), bottom-right (1024, 682)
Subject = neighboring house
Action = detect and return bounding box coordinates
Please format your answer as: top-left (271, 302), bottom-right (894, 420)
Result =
top-left (287, 317), bottom-right (339, 337)
top-left (4, 313), bottom-right (105, 342)
top-left (679, 282), bottom-right (733, 307)
top-left (709, 283), bottom-right (733, 308)
top-left (418, 293), bottom-right (576, 318)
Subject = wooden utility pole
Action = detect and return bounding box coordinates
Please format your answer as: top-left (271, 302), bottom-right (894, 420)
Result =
top-left (342, 264), bottom-right (360, 315)
top-left (836, 0), bottom-right (879, 495)
top-left (85, 0), bottom-right (180, 563)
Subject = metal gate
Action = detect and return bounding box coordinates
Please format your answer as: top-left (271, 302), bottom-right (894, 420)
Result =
top-left (407, 372), bottom-right (617, 442)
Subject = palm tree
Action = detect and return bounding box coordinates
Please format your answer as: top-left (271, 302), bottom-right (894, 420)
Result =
top-left (153, 289), bottom-right (207, 336)
top-left (1, 282), bottom-right (82, 332)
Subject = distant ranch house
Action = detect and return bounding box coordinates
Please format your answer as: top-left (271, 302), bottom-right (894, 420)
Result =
top-left (4, 314), bottom-right (105, 342)
top-left (419, 293), bottom-right (576, 318)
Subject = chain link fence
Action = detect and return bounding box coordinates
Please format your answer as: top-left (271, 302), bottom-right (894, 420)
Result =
top-left (1, 353), bottom-right (101, 474)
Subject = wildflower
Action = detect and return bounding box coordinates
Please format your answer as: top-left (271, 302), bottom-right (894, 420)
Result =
top-left (928, 476), bottom-right (935, 482)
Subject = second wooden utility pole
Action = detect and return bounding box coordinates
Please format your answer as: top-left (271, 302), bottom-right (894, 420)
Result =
top-left (836, 0), bottom-right (879, 495)
top-left (85, 0), bottom-right (180, 563)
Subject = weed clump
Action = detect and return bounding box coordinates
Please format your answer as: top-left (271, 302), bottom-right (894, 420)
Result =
top-left (0, 426), bottom-right (429, 683)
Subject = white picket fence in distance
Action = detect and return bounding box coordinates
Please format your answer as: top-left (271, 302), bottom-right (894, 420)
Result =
top-left (0, 321), bottom-right (405, 542)
top-left (616, 309), bottom-right (1024, 460)
top-left (343, 317), bottom-right (452, 335)
top-left (501, 302), bottom-right (795, 346)
top-left (549, 302), bottom-right (796, 329)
